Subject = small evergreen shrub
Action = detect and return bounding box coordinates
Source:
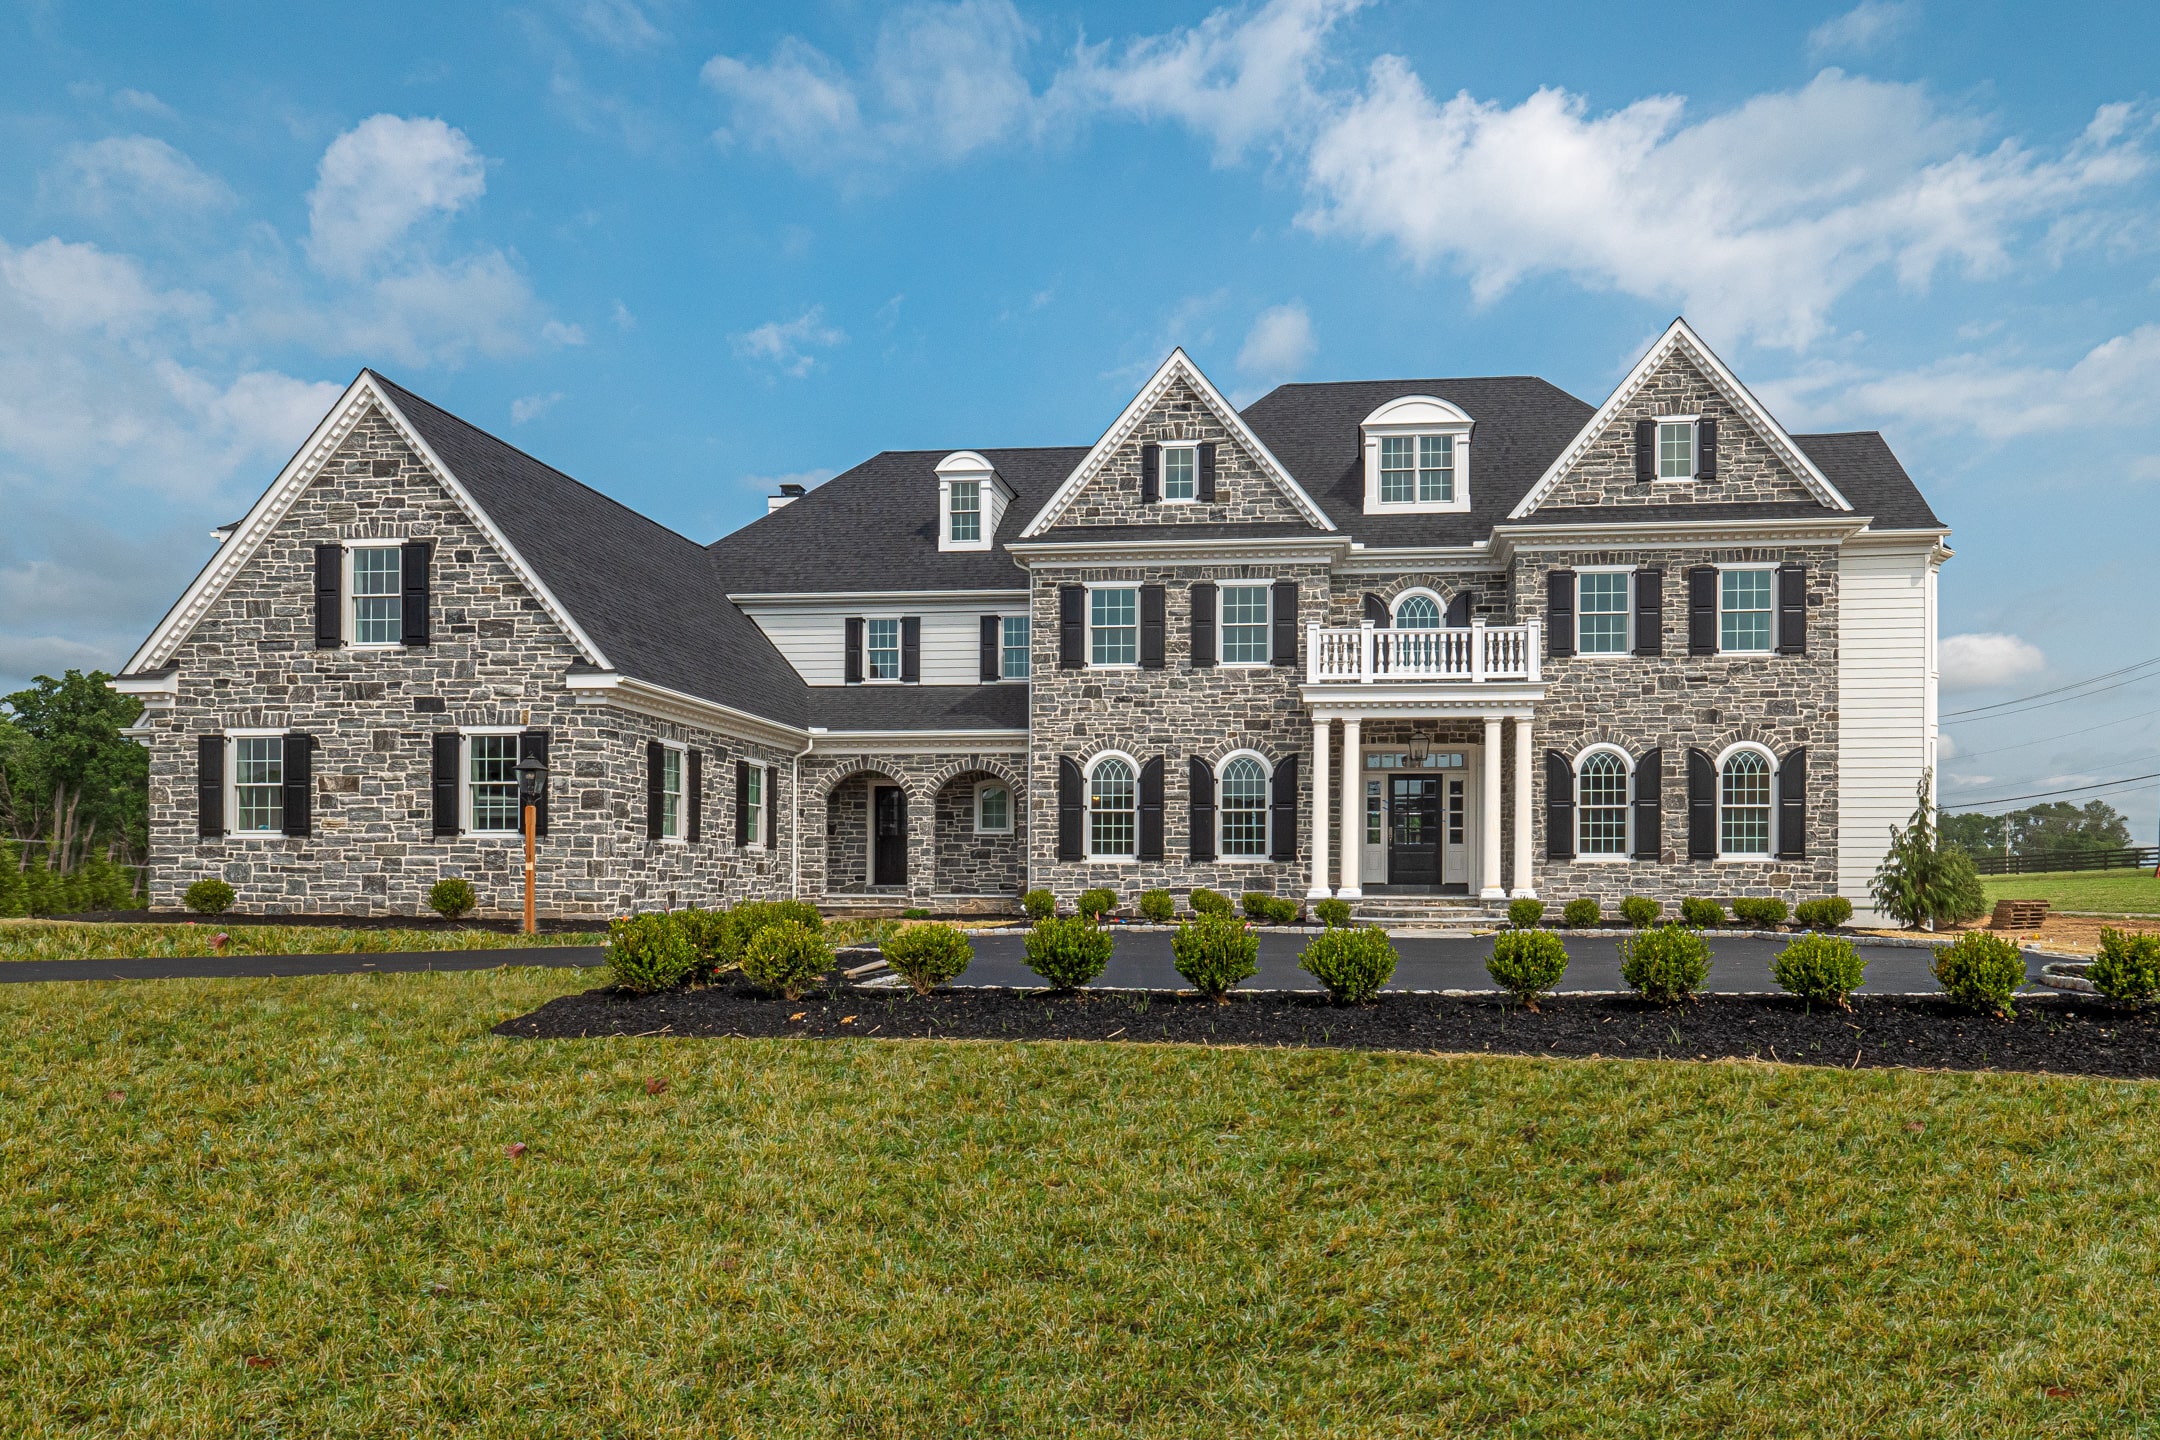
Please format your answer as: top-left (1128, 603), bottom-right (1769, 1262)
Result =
top-left (883, 922), bottom-right (974, 994)
top-left (740, 920), bottom-right (832, 999)
top-left (427, 878), bottom-right (477, 921)
top-left (607, 912), bottom-right (701, 994)
top-left (1562, 898), bottom-right (1602, 928)
top-left (1794, 896), bottom-right (1855, 929)
top-left (2088, 927), bottom-right (2160, 1005)
top-left (1732, 897), bottom-right (1789, 929)
top-left (1172, 914), bottom-right (1259, 1001)
top-left (673, 908), bottom-right (735, 980)
top-left (1619, 925), bottom-right (1712, 1004)
top-left (1487, 928), bottom-right (1569, 1010)
top-left (1507, 897), bottom-right (1546, 929)
top-left (1773, 933), bottom-right (1867, 1008)
top-left (1679, 896), bottom-right (1724, 928)
top-left (1932, 931), bottom-right (2025, 1016)
top-left (1242, 892), bottom-right (1299, 924)
top-left (902, 907), bottom-right (932, 920)
top-left (1620, 895), bottom-right (1660, 928)
top-left (1025, 915), bottom-right (1114, 990)
top-left (1138, 888), bottom-right (1176, 923)
top-left (184, 878), bottom-right (235, 916)
top-left (1077, 887), bottom-right (1119, 921)
top-left (1314, 898), bottom-right (1353, 928)
top-left (1189, 887), bottom-right (1233, 917)
top-left (728, 899), bottom-right (823, 953)
top-left (1298, 926), bottom-right (1396, 1004)
top-left (1022, 889), bottom-right (1055, 921)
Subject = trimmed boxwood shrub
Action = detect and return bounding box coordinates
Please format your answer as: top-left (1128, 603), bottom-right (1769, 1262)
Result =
top-left (1025, 915), bottom-right (1114, 991)
top-left (608, 912), bottom-right (701, 994)
top-left (1562, 898), bottom-right (1601, 928)
top-left (184, 878), bottom-right (235, 916)
top-left (1298, 925), bottom-right (1396, 1004)
top-left (1173, 914), bottom-right (1259, 1001)
top-left (728, 899), bottom-right (823, 954)
top-left (1932, 931), bottom-right (2025, 1016)
top-left (674, 907), bottom-right (735, 980)
top-left (1138, 888), bottom-right (1175, 923)
top-left (1314, 898), bottom-right (1353, 928)
top-left (1077, 887), bottom-right (1119, 921)
top-left (1620, 925), bottom-right (1712, 1004)
top-left (1679, 896), bottom-right (1724, 928)
top-left (1620, 895), bottom-right (1660, 928)
top-left (427, 878), bottom-right (477, 921)
top-left (2089, 927), bottom-right (2160, 1005)
top-left (1773, 933), bottom-right (1866, 1008)
top-left (1189, 887), bottom-right (1233, 917)
top-left (1242, 892), bottom-right (1299, 924)
top-left (1794, 896), bottom-right (1855, 929)
top-left (740, 920), bottom-right (832, 1000)
top-left (883, 922), bottom-right (974, 994)
top-left (1732, 897), bottom-right (1789, 928)
top-left (1507, 897), bottom-right (1546, 929)
top-left (1488, 928), bottom-right (1569, 1009)
top-left (1023, 888), bottom-right (1055, 921)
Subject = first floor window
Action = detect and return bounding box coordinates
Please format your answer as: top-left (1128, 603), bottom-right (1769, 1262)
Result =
top-left (1578, 572), bottom-right (1630, 654)
top-left (1002, 615), bottom-right (1030, 679)
top-left (1394, 593), bottom-right (1441, 628)
top-left (1658, 420), bottom-right (1695, 479)
top-left (1721, 570), bottom-right (1773, 652)
top-left (949, 480), bottom-right (981, 542)
top-left (470, 734), bottom-right (520, 832)
top-left (1220, 756), bottom-right (1268, 856)
top-left (745, 764), bottom-right (766, 846)
top-left (1417, 434), bottom-right (1454, 501)
top-left (1162, 445), bottom-right (1196, 500)
top-left (1577, 751), bottom-right (1629, 855)
top-left (1088, 757), bottom-right (1135, 857)
top-left (1221, 584), bottom-right (1270, 664)
top-left (867, 618), bottom-right (901, 679)
top-left (660, 746), bottom-right (684, 839)
top-left (233, 736), bottom-right (284, 832)
top-left (1721, 751), bottom-right (1773, 856)
top-left (1091, 588), bottom-right (1137, 666)
top-left (977, 783), bottom-right (1010, 833)
top-left (351, 546), bottom-right (403, 644)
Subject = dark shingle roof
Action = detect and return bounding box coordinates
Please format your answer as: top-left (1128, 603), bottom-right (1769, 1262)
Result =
top-left (811, 684), bottom-right (1028, 732)
top-left (1793, 432), bottom-right (1943, 530)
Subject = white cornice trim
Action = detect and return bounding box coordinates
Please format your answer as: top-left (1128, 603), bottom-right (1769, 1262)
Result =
top-left (1489, 515), bottom-right (1868, 561)
top-left (1019, 348), bottom-right (1336, 537)
top-left (1006, 535), bottom-right (1350, 567)
top-left (1300, 682), bottom-right (1546, 717)
top-left (108, 670), bottom-right (179, 697)
top-left (563, 669), bottom-right (806, 747)
top-left (807, 728), bottom-right (1029, 754)
top-left (1508, 318), bottom-right (1853, 521)
top-left (1334, 545), bottom-right (1496, 574)
top-left (727, 588), bottom-right (1029, 606)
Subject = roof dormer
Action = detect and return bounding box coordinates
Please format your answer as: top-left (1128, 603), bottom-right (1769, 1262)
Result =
top-left (1361, 396), bottom-right (1473, 516)
top-left (936, 451), bottom-right (1014, 552)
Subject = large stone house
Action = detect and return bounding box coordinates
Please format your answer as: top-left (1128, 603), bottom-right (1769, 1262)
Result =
top-left (112, 319), bottom-right (1946, 924)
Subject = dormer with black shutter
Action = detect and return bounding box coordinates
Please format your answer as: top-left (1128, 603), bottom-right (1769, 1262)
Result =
top-left (936, 451), bottom-right (1015, 553)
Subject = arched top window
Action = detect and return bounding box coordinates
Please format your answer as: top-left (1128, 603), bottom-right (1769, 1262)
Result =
top-left (1392, 592), bottom-right (1442, 628)
top-left (1719, 747), bottom-right (1774, 857)
top-left (1087, 754), bottom-right (1136, 859)
top-left (1218, 752), bottom-right (1271, 858)
top-left (1576, 748), bottom-right (1630, 856)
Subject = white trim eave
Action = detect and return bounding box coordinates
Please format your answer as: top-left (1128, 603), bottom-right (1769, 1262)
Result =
top-left (1841, 526), bottom-right (1953, 551)
top-left (1007, 535), bottom-right (1352, 567)
top-left (806, 728), bottom-right (1030, 754)
top-left (1301, 682), bottom-right (1546, 717)
top-left (1019, 348), bottom-right (1337, 536)
top-left (108, 670), bottom-right (179, 699)
top-left (124, 371), bottom-right (612, 675)
top-left (1488, 515), bottom-right (1869, 563)
top-left (1508, 317), bottom-right (1853, 520)
top-left (563, 670), bottom-right (806, 748)
top-left (1335, 543), bottom-right (1497, 575)
top-left (727, 588), bottom-right (1029, 606)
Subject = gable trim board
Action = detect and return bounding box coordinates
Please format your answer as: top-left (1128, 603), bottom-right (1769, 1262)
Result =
top-left (1508, 318), bottom-right (1853, 520)
top-left (1020, 348), bottom-right (1338, 537)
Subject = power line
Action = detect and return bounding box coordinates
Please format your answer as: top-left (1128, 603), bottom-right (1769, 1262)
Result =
top-left (1943, 654), bottom-right (2160, 720)
top-left (1947, 704), bottom-right (2160, 762)
top-left (1939, 770), bottom-right (2160, 811)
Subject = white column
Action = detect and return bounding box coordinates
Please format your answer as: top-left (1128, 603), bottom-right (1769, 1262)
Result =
top-left (1479, 715), bottom-right (1505, 899)
top-left (1338, 716), bottom-right (1363, 898)
top-left (1309, 717), bottom-right (1333, 898)
top-left (1511, 715), bottom-right (1537, 898)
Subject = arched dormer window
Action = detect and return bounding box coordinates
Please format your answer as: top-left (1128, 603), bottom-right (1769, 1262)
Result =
top-left (936, 451), bottom-right (1014, 553)
top-left (1360, 397), bottom-right (1473, 516)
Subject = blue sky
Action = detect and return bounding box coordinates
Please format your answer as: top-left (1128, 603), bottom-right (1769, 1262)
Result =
top-left (2, 0), bottom-right (2156, 834)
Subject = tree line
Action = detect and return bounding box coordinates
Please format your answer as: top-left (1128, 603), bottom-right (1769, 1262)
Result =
top-left (0, 669), bottom-right (148, 877)
top-left (1939, 800), bottom-right (2138, 860)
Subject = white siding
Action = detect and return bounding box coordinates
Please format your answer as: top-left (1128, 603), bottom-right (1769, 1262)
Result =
top-left (741, 600), bottom-right (1029, 687)
top-left (1838, 540), bottom-right (1941, 921)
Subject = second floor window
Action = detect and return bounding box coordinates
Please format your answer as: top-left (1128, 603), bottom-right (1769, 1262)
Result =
top-left (1221, 584), bottom-right (1270, 664)
top-left (1162, 446), bottom-right (1196, 500)
top-left (949, 481), bottom-right (981, 542)
top-left (1002, 615), bottom-right (1030, 679)
top-left (1578, 572), bottom-right (1629, 654)
top-left (233, 736), bottom-right (284, 833)
top-left (867, 618), bottom-right (901, 679)
top-left (351, 547), bottom-right (402, 644)
top-left (1721, 570), bottom-right (1773, 652)
top-left (1657, 420), bottom-right (1696, 479)
top-left (469, 735), bottom-right (520, 833)
top-left (1091, 588), bottom-right (1137, 666)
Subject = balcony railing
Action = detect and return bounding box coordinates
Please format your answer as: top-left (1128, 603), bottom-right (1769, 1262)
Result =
top-left (1305, 621), bottom-right (1542, 684)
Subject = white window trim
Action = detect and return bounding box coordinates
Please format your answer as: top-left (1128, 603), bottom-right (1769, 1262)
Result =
top-left (861, 614), bottom-right (906, 685)
top-left (1360, 397), bottom-right (1474, 516)
top-left (745, 761), bottom-right (770, 850)
top-left (1214, 749), bottom-right (1273, 862)
top-left (1084, 583), bottom-right (1141, 671)
top-left (224, 727), bottom-right (290, 840)
top-left (1714, 563), bottom-right (1778, 656)
top-left (1083, 749), bottom-right (1141, 863)
top-left (935, 452), bottom-right (1003, 553)
top-left (1217, 581), bottom-right (1273, 669)
top-left (974, 778), bottom-right (1013, 835)
top-left (1574, 565), bottom-right (1635, 658)
top-left (459, 726), bottom-right (525, 839)
top-left (1573, 743), bottom-right (1634, 862)
top-left (657, 739), bottom-right (688, 844)
top-left (342, 541), bottom-right (406, 649)
top-left (1653, 414), bottom-right (1700, 483)
top-left (997, 613), bottom-right (1031, 683)
top-left (1713, 741), bottom-right (1779, 862)
top-left (1389, 587), bottom-right (1447, 628)
top-left (1157, 442), bottom-right (1200, 504)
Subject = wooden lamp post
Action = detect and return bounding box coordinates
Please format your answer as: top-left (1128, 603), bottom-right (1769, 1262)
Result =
top-left (515, 750), bottom-right (548, 935)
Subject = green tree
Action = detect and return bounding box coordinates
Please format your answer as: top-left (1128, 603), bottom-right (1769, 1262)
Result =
top-left (1874, 772), bottom-right (1986, 930)
top-left (0, 670), bottom-right (148, 873)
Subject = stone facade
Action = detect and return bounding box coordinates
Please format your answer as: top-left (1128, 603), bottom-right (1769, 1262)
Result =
top-left (801, 750), bottom-right (1028, 909)
top-left (1046, 377), bottom-right (1317, 530)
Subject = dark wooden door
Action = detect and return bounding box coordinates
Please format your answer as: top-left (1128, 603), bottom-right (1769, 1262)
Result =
top-left (873, 786), bottom-right (907, 886)
top-left (1387, 776), bottom-right (1441, 886)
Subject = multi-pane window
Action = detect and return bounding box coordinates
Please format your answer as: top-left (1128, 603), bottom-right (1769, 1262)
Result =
top-left (1657, 421), bottom-right (1695, 479)
top-left (1578, 751), bottom-right (1629, 855)
top-left (1720, 751), bottom-right (1773, 856)
top-left (1365, 780), bottom-right (1383, 845)
top-left (1220, 756), bottom-right (1269, 856)
top-left (469, 735), bottom-right (520, 833)
top-left (949, 481), bottom-right (981, 543)
top-left (1088, 757), bottom-right (1136, 858)
top-left (1090, 588), bottom-right (1137, 666)
top-left (351, 547), bottom-right (403, 644)
top-left (1221, 584), bottom-right (1270, 665)
top-left (1418, 435), bottom-right (1455, 501)
top-left (1161, 446), bottom-right (1196, 500)
top-left (866, 618), bottom-right (901, 679)
top-left (977, 783), bottom-right (1010, 833)
top-left (1394, 594), bottom-right (1440, 628)
top-left (1720, 570), bottom-right (1774, 652)
top-left (660, 746), bottom-right (684, 840)
top-left (1578, 572), bottom-right (1630, 654)
top-left (1001, 615), bottom-right (1030, 679)
top-left (1379, 436), bottom-right (1415, 503)
top-left (233, 736), bottom-right (284, 833)
top-left (745, 765), bottom-right (765, 846)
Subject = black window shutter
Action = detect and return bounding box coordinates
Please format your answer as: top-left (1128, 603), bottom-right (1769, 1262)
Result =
top-left (1632, 749), bottom-right (1663, 861)
top-left (520, 729), bottom-right (549, 836)
top-left (1270, 753), bottom-right (1299, 862)
top-left (735, 759), bottom-right (750, 845)
top-left (1687, 567), bottom-right (1718, 655)
top-left (197, 734), bottom-right (225, 839)
top-left (1363, 592), bottom-right (1387, 626)
top-left (1546, 569), bottom-right (1576, 658)
top-left (1057, 757), bottom-right (1084, 861)
top-left (1697, 417), bottom-right (1719, 479)
top-left (765, 764), bottom-right (777, 851)
top-left (1778, 747), bottom-right (1807, 858)
top-left (1271, 580), bottom-right (1297, 666)
top-left (282, 732), bottom-right (312, 838)
top-left (646, 740), bottom-right (664, 841)
top-left (1444, 591), bottom-right (1470, 627)
top-left (1139, 585), bottom-right (1166, 669)
top-left (1776, 564), bottom-right (1807, 654)
top-left (1188, 756), bottom-right (1216, 862)
top-left (901, 617), bottom-right (921, 683)
top-left (314, 544), bottom-right (342, 648)
top-left (687, 748), bottom-right (703, 843)
top-left (1190, 583), bottom-right (1217, 667)
top-left (980, 615), bottom-right (1001, 682)
top-left (1139, 756), bottom-right (1165, 861)
top-left (1545, 750), bottom-right (1574, 860)
top-left (431, 732), bottom-right (460, 837)
top-left (1633, 568), bottom-right (1664, 656)
top-left (400, 541), bottom-right (432, 646)
top-left (1687, 748), bottom-right (1717, 860)
top-left (1198, 442), bottom-right (1217, 502)
top-left (844, 618), bottom-right (864, 684)
top-left (1140, 443), bottom-right (1160, 503)
top-left (1058, 585), bottom-right (1084, 669)
top-left (1634, 419), bottom-right (1656, 483)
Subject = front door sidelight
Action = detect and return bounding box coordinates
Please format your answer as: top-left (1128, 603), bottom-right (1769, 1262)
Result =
top-left (873, 785), bottom-right (907, 885)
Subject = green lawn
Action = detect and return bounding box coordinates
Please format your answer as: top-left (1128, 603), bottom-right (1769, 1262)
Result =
top-left (4, 968), bottom-right (2159, 1437)
top-left (0, 921), bottom-right (604, 963)
top-left (1981, 868), bottom-right (2160, 915)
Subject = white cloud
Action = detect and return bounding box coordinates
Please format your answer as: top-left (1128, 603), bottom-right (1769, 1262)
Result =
top-left (743, 467), bottom-right (838, 495)
top-left (542, 319), bottom-right (587, 346)
top-left (1941, 632), bottom-right (2046, 692)
top-left (565, 0), bottom-right (663, 50)
top-left (611, 299), bottom-right (636, 330)
top-left (1237, 301), bottom-right (1316, 382)
top-left (0, 236), bottom-right (200, 336)
top-left (52, 135), bottom-right (233, 216)
top-left (306, 114), bottom-right (488, 278)
top-left (1808, 0), bottom-right (1920, 58)
top-left (732, 307), bottom-right (845, 377)
top-left (511, 391), bottom-right (565, 424)
top-left (111, 88), bottom-right (177, 120)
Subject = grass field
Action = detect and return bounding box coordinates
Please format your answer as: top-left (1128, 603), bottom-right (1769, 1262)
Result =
top-left (0, 921), bottom-right (605, 963)
top-left (4, 967), bottom-right (2159, 1437)
top-left (1982, 868), bottom-right (2160, 915)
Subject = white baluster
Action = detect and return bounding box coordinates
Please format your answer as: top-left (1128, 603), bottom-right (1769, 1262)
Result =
top-left (1470, 618), bottom-right (1486, 683)
top-left (1359, 620), bottom-right (1374, 684)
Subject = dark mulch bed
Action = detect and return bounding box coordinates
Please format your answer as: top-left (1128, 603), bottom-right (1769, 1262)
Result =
top-left (496, 983), bottom-right (2160, 1080)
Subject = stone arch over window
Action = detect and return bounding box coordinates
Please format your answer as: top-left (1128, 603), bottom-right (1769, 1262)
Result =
top-left (1197, 734), bottom-right (1284, 769)
top-left (1391, 587), bottom-right (1445, 628)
